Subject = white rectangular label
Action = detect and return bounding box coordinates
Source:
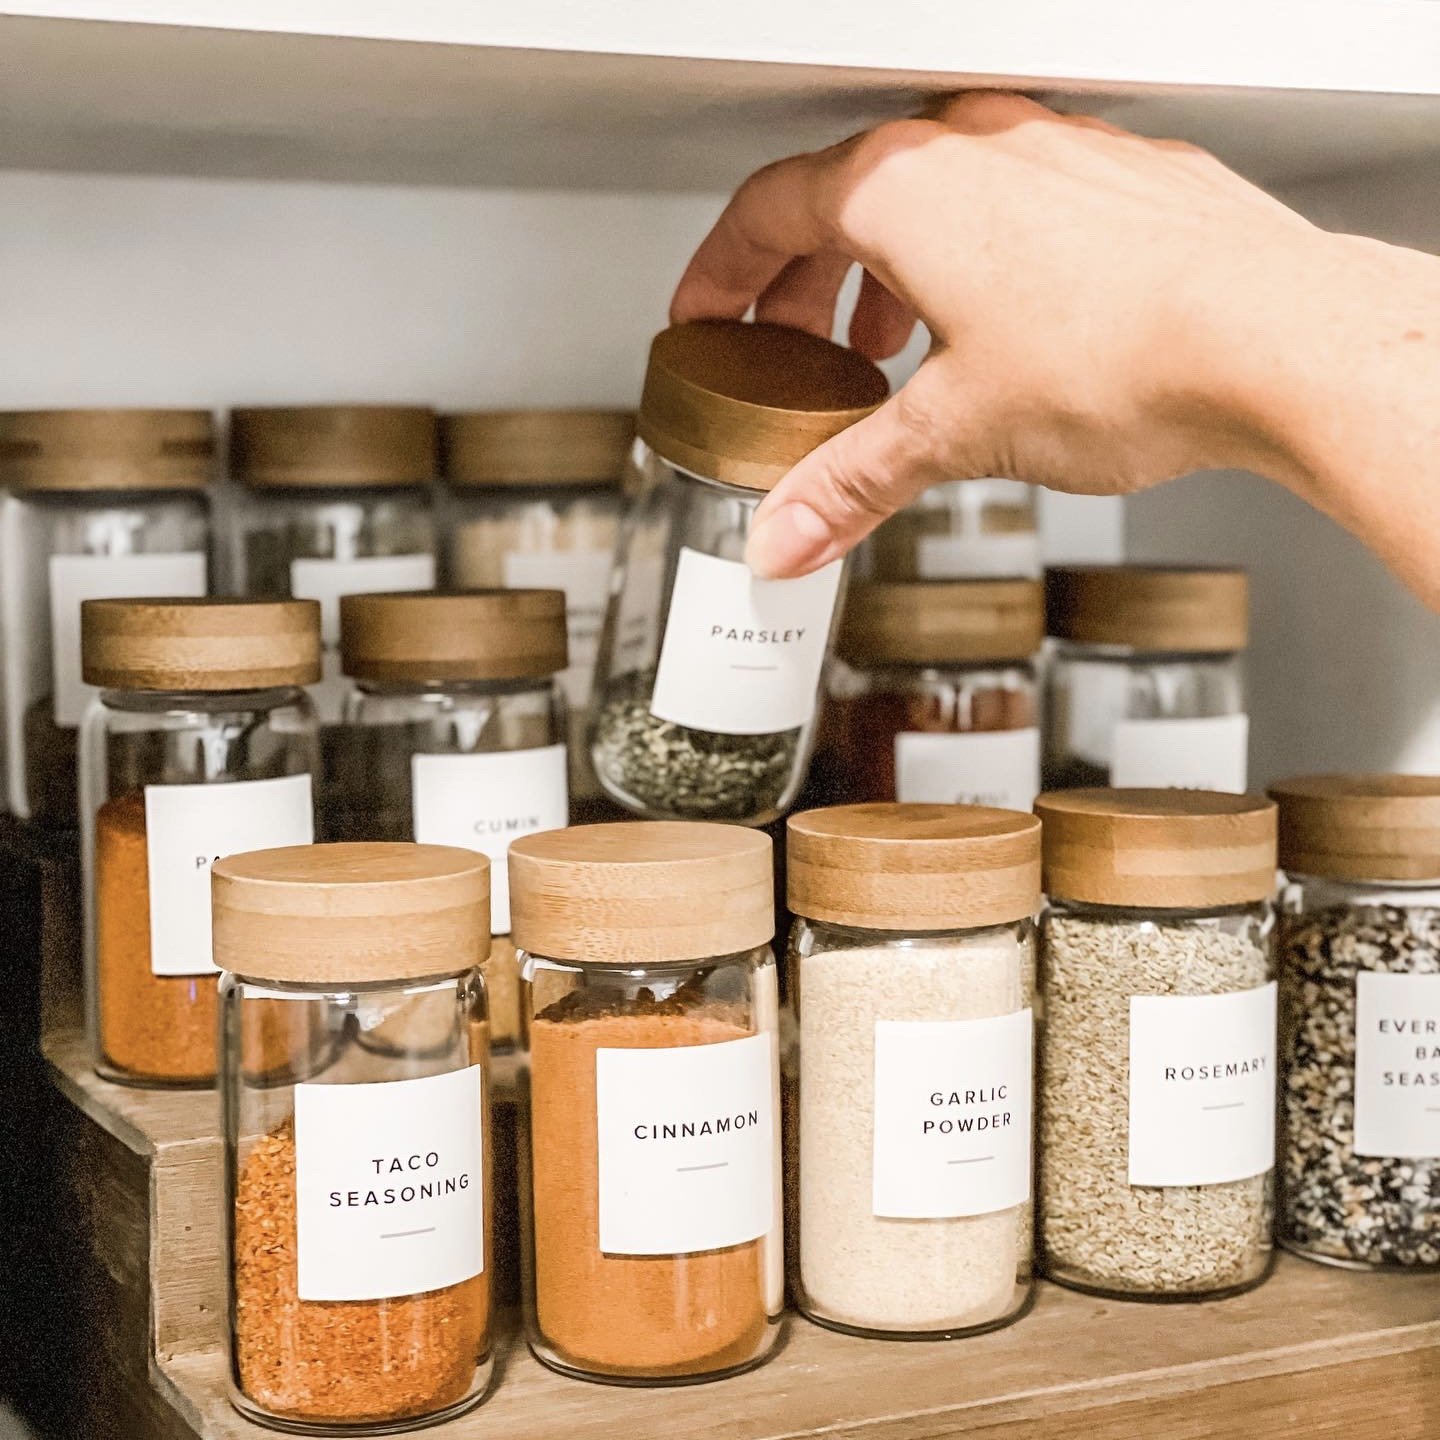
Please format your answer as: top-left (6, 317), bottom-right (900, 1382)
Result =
top-left (894, 728), bottom-right (1040, 811)
top-left (502, 548), bottom-right (613, 709)
top-left (144, 773), bottom-right (314, 976)
top-left (293, 1066), bottom-right (485, 1302)
top-left (1128, 983), bottom-right (1277, 1186)
top-left (871, 1010), bottom-right (1033, 1219)
top-left (1355, 972), bottom-right (1440, 1158)
top-left (595, 1032), bottom-right (774, 1255)
top-left (648, 548), bottom-right (840, 735)
top-left (411, 745), bottom-right (568, 933)
top-left (1111, 713), bottom-right (1249, 793)
top-left (916, 532), bottom-right (1042, 580)
top-left (49, 552), bottom-right (207, 726)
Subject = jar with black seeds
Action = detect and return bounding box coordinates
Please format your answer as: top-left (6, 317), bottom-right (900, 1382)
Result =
top-left (589, 321), bottom-right (888, 826)
top-left (1272, 775), bottom-right (1440, 1271)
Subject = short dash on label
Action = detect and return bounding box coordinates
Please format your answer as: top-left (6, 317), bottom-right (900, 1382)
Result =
top-left (1202, 1102), bottom-right (1245, 1111)
top-left (947, 1156), bottom-right (995, 1165)
top-left (380, 1226), bottom-right (437, 1240)
top-left (676, 1161), bottom-right (729, 1173)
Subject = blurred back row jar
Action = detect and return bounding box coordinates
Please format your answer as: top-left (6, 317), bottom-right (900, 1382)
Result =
top-left (1042, 564), bottom-right (1250, 793)
top-left (858, 477), bottom-right (1041, 581)
top-left (590, 321), bottom-right (888, 826)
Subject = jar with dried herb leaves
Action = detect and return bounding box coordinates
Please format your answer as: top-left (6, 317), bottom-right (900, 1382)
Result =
top-left (510, 821), bottom-right (784, 1383)
top-left (589, 322), bottom-right (887, 825)
top-left (217, 842), bottom-right (494, 1433)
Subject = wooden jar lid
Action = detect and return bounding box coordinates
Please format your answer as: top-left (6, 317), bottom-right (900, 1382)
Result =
top-left (788, 803), bottom-right (1041, 931)
top-left (0, 409), bottom-right (213, 492)
top-left (1270, 773), bottom-right (1440, 882)
top-left (637, 321), bottom-right (888, 492)
top-left (212, 842), bottom-right (491, 984)
top-left (839, 579), bottom-right (1044, 666)
top-left (230, 405), bottom-right (436, 488)
top-left (441, 409), bottom-right (635, 487)
top-left (508, 821), bottom-right (774, 963)
top-left (340, 589), bottom-right (568, 681)
top-left (1045, 565), bottom-right (1249, 652)
top-left (82, 598), bottom-right (321, 691)
top-left (1035, 788), bottom-right (1276, 908)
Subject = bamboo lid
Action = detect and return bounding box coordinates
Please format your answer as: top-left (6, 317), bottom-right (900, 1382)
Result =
top-left (0, 409), bottom-right (213, 492)
top-left (340, 589), bottom-right (568, 682)
top-left (839, 579), bottom-right (1044, 666)
top-left (212, 842), bottom-right (491, 984)
top-left (1035, 789), bottom-right (1276, 908)
top-left (509, 821), bottom-right (773, 963)
top-left (230, 405), bottom-right (436, 488)
top-left (637, 321), bottom-right (889, 491)
top-left (1270, 773), bottom-right (1440, 882)
top-left (788, 803), bottom-right (1041, 930)
top-left (82, 598), bottom-right (321, 691)
top-left (441, 409), bottom-right (634, 487)
top-left (1045, 565), bottom-right (1248, 652)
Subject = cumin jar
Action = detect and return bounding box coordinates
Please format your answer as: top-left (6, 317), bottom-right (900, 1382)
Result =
top-left (216, 842), bottom-right (494, 1433)
top-left (590, 321), bottom-right (887, 824)
top-left (78, 598), bottom-right (320, 1087)
top-left (0, 409), bottom-right (212, 824)
top-left (510, 821), bottom-right (784, 1384)
top-left (824, 579), bottom-right (1042, 810)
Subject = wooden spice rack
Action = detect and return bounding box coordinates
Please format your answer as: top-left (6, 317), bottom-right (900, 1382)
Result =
top-left (36, 1025), bottom-right (1440, 1440)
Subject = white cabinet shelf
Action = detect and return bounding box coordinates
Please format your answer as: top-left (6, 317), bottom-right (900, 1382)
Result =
top-left (3, 3), bottom-right (1440, 191)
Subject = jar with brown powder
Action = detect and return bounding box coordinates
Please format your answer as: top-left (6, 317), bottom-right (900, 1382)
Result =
top-left (78, 598), bottom-right (320, 1086)
top-left (509, 821), bottom-right (784, 1384)
top-left (216, 842), bottom-right (494, 1432)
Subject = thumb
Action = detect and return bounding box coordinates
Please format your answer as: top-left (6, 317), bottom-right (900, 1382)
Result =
top-left (744, 360), bottom-right (958, 579)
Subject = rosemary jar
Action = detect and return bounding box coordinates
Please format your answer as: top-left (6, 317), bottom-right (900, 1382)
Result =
top-left (823, 579), bottom-right (1042, 809)
top-left (861, 477), bottom-right (1041, 581)
top-left (1271, 774), bottom-right (1440, 1270)
top-left (590, 321), bottom-right (887, 824)
top-left (227, 406), bottom-right (438, 725)
top-left (78, 598), bottom-right (320, 1087)
top-left (510, 821), bottom-right (784, 1384)
top-left (338, 589), bottom-right (570, 1048)
top-left (0, 409), bottom-right (212, 824)
top-left (1043, 566), bottom-right (1249, 792)
top-left (1036, 788), bottom-right (1279, 1301)
top-left (787, 803), bottom-right (1040, 1338)
top-left (440, 409), bottom-right (630, 810)
top-left (216, 842), bottom-right (493, 1432)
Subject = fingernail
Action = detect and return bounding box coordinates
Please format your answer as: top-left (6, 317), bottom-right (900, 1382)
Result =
top-left (745, 502), bottom-right (835, 579)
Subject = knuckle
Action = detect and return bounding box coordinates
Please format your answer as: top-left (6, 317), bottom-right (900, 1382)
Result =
top-left (842, 118), bottom-right (945, 186)
top-left (937, 90), bottom-right (1041, 130)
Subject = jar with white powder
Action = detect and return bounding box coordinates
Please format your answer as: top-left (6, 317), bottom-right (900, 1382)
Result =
top-left (1036, 788), bottom-right (1278, 1300)
top-left (786, 802), bottom-right (1040, 1337)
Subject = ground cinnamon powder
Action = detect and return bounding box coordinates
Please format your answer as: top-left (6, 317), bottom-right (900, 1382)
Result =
top-left (233, 1123), bottom-right (490, 1425)
top-left (529, 994), bottom-right (767, 1378)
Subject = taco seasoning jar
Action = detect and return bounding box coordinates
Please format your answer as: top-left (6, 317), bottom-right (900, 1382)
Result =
top-left (78, 598), bottom-right (320, 1087)
top-left (0, 409), bottom-right (212, 824)
top-left (825, 579), bottom-right (1042, 810)
top-left (1043, 566), bottom-right (1249, 793)
top-left (1036, 789), bottom-right (1278, 1300)
top-left (227, 406), bottom-right (438, 725)
top-left (338, 589), bottom-right (570, 1047)
top-left (861, 477), bottom-right (1041, 581)
top-left (1271, 775), bottom-right (1440, 1270)
top-left (510, 821), bottom-right (783, 1383)
top-left (216, 842), bottom-right (493, 1432)
top-left (787, 803), bottom-right (1040, 1337)
top-left (590, 321), bottom-right (887, 824)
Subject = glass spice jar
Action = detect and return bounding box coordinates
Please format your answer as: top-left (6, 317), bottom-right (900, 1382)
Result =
top-left (590, 321), bottom-right (888, 825)
top-left (1271, 774), bottom-right (1440, 1271)
top-left (78, 598), bottom-right (320, 1087)
top-left (510, 821), bottom-right (784, 1384)
top-left (338, 589), bottom-right (571, 1049)
top-left (439, 409), bottom-right (631, 813)
top-left (0, 409), bottom-right (212, 825)
top-left (859, 477), bottom-right (1041, 581)
top-left (1042, 565), bottom-right (1249, 792)
top-left (822, 579), bottom-right (1042, 810)
top-left (216, 842), bottom-right (494, 1434)
top-left (1035, 788), bottom-right (1279, 1301)
top-left (787, 802), bottom-right (1040, 1338)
